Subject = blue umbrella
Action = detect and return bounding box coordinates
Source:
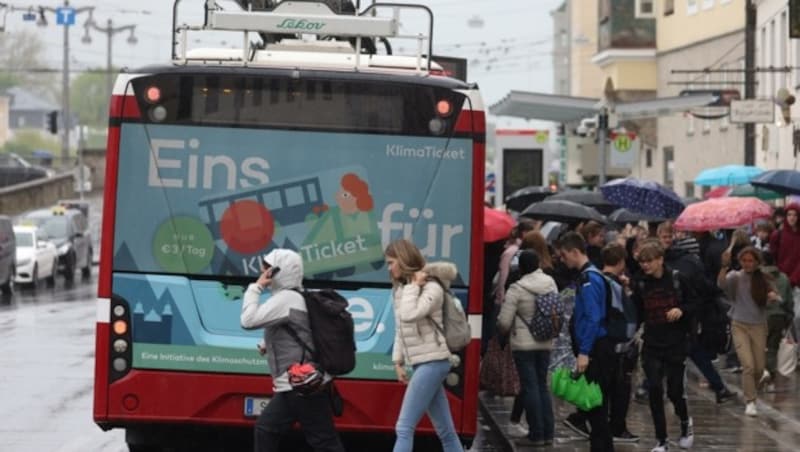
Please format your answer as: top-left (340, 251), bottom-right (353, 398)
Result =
top-left (750, 169), bottom-right (800, 196)
top-left (694, 164), bottom-right (763, 186)
top-left (600, 178), bottom-right (685, 219)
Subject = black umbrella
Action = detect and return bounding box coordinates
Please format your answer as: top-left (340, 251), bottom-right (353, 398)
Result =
top-left (608, 208), bottom-right (664, 225)
top-left (750, 169), bottom-right (800, 196)
top-left (548, 190), bottom-right (617, 215)
top-left (504, 186), bottom-right (556, 212)
top-left (520, 199), bottom-right (606, 224)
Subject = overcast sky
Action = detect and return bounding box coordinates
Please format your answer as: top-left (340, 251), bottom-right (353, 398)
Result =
top-left (15, 0), bottom-right (563, 127)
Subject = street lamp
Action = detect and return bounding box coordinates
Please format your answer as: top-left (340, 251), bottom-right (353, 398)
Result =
top-left (83, 16), bottom-right (137, 102)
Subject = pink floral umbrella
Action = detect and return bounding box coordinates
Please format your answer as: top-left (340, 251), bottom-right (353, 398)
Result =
top-left (674, 197), bottom-right (773, 231)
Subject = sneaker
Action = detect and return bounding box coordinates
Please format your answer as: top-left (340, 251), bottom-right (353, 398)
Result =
top-left (634, 387), bottom-right (649, 404)
top-left (729, 366), bottom-right (743, 374)
top-left (758, 370), bottom-right (771, 388)
top-left (678, 418), bottom-right (694, 449)
top-left (613, 430), bottom-right (640, 443)
top-left (563, 416), bottom-right (590, 439)
top-left (715, 388), bottom-right (735, 404)
top-left (507, 422), bottom-right (529, 438)
top-left (651, 440), bottom-right (669, 452)
top-left (745, 401), bottom-right (758, 416)
top-left (515, 437), bottom-right (546, 447)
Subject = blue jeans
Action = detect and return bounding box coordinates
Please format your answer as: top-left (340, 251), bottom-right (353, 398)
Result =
top-left (512, 350), bottom-right (554, 442)
top-left (393, 359), bottom-right (462, 452)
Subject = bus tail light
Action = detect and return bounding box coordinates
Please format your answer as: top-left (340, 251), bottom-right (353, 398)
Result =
top-left (109, 296), bottom-right (133, 383)
top-left (145, 85), bottom-right (161, 103)
top-left (436, 99), bottom-right (453, 117)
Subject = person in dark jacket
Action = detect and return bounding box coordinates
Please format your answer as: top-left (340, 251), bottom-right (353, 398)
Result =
top-left (631, 240), bottom-right (699, 452)
top-left (557, 232), bottom-right (615, 452)
top-left (659, 222), bottom-right (735, 404)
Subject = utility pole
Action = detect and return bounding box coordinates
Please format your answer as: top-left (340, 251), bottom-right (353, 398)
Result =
top-left (44, 1), bottom-right (94, 168)
top-left (83, 18), bottom-right (137, 101)
top-left (744, 0), bottom-right (757, 166)
top-left (597, 108), bottom-right (609, 186)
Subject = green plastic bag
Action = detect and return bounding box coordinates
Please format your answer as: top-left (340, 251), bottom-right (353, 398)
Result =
top-left (550, 367), bottom-right (603, 411)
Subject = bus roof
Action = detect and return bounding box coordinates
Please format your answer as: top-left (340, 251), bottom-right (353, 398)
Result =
top-left (120, 63), bottom-right (475, 93)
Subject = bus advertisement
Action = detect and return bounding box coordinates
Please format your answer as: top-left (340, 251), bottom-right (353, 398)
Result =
top-left (92, 3), bottom-right (485, 450)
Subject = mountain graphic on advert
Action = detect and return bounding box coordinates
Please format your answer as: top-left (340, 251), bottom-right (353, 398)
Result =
top-left (114, 242), bottom-right (138, 271)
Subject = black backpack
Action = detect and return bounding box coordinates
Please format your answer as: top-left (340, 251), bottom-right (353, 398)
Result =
top-left (286, 289), bottom-right (356, 376)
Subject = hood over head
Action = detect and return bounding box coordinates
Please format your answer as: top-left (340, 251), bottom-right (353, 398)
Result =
top-left (785, 203), bottom-right (800, 229)
top-left (262, 249), bottom-right (304, 291)
top-left (423, 261), bottom-right (458, 290)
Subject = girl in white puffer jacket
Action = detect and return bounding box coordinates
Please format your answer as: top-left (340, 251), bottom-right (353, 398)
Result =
top-left (386, 239), bottom-right (463, 452)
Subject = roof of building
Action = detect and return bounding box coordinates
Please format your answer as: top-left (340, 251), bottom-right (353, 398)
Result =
top-left (3, 86), bottom-right (58, 112)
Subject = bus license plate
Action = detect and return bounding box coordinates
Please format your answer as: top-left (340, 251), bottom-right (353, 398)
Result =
top-left (244, 397), bottom-right (270, 417)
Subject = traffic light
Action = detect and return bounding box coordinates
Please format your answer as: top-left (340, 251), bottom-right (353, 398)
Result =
top-left (46, 110), bottom-right (58, 135)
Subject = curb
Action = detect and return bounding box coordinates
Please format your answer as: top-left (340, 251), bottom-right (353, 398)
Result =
top-left (477, 393), bottom-right (516, 452)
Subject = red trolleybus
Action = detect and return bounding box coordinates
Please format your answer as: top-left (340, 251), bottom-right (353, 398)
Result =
top-left (93, 1), bottom-right (485, 450)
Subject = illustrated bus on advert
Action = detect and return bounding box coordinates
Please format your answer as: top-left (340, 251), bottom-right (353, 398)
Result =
top-left (92, 1), bottom-right (486, 450)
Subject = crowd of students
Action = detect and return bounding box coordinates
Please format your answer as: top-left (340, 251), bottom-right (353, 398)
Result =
top-left (483, 202), bottom-right (800, 452)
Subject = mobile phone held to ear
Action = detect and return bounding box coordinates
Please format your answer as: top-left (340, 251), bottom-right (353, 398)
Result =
top-left (270, 266), bottom-right (281, 278)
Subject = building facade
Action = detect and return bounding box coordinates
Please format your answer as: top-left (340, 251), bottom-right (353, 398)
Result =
top-left (755, 0), bottom-right (799, 172)
top-left (650, 0), bottom-right (745, 196)
top-left (569, 0), bottom-right (606, 98)
top-left (552, 2), bottom-right (571, 96)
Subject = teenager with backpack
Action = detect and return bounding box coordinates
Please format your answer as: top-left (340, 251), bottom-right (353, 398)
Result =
top-left (240, 249), bottom-right (345, 452)
top-left (718, 246), bottom-right (781, 416)
top-left (385, 239), bottom-right (462, 452)
top-left (557, 232), bottom-right (616, 452)
top-left (631, 240), bottom-right (698, 452)
top-left (658, 222), bottom-right (735, 405)
top-left (563, 243), bottom-right (640, 443)
top-left (497, 250), bottom-right (559, 447)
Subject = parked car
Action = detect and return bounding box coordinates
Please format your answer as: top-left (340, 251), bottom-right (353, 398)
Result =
top-left (13, 225), bottom-right (57, 288)
top-left (0, 215), bottom-right (15, 294)
top-left (18, 206), bottom-right (92, 281)
top-left (0, 152), bottom-right (54, 188)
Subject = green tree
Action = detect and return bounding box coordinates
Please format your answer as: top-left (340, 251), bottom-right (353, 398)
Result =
top-left (70, 70), bottom-right (110, 128)
top-left (0, 30), bottom-right (57, 100)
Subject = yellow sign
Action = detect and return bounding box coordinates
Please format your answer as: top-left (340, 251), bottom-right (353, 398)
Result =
top-left (535, 130), bottom-right (549, 144)
top-left (614, 134), bottom-right (632, 152)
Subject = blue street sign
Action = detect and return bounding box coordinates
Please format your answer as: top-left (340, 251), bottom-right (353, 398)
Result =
top-left (22, 12), bottom-right (37, 22)
top-left (56, 7), bottom-right (76, 26)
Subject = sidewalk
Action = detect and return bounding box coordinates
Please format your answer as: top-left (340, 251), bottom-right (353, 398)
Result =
top-left (478, 363), bottom-right (800, 451)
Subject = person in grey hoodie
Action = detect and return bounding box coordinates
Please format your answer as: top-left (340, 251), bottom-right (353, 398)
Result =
top-left (497, 250), bottom-right (558, 448)
top-left (241, 249), bottom-right (344, 452)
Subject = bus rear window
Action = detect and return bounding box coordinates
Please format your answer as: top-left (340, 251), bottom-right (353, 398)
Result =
top-left (131, 73), bottom-right (465, 136)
